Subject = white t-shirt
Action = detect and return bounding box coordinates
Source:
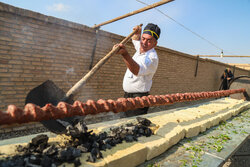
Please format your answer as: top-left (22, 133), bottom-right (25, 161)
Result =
top-left (123, 40), bottom-right (158, 93)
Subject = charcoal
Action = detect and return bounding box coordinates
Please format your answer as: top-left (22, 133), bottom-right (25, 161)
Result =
top-left (36, 142), bottom-right (47, 153)
top-left (27, 143), bottom-right (36, 153)
top-left (89, 147), bottom-right (103, 159)
top-left (77, 130), bottom-right (93, 144)
top-left (66, 119), bottom-right (88, 138)
top-left (96, 149), bottom-right (103, 159)
top-left (133, 125), bottom-right (139, 133)
top-left (144, 128), bottom-right (152, 137)
top-left (103, 137), bottom-right (112, 145)
top-left (92, 141), bottom-right (99, 148)
top-left (51, 163), bottom-right (57, 167)
top-left (1, 117), bottom-right (155, 166)
top-left (43, 145), bottom-right (57, 156)
top-left (115, 138), bottom-right (123, 144)
top-left (0, 160), bottom-right (16, 167)
top-left (90, 148), bottom-right (98, 158)
top-left (109, 139), bottom-right (116, 147)
top-left (0, 156), bottom-right (25, 167)
top-left (69, 147), bottom-right (81, 159)
top-left (106, 143), bottom-right (112, 149)
top-left (57, 150), bottom-right (69, 161)
top-left (74, 121), bottom-right (88, 133)
top-left (125, 135), bottom-right (134, 142)
top-left (31, 134), bottom-right (48, 146)
top-left (40, 155), bottom-right (52, 167)
top-left (132, 135), bottom-right (138, 141)
top-left (138, 128), bottom-right (144, 135)
top-left (25, 155), bottom-right (41, 166)
top-left (100, 144), bottom-right (107, 151)
top-left (13, 156), bottom-right (25, 166)
top-left (73, 158), bottom-right (81, 167)
top-left (98, 132), bottom-right (107, 140)
top-left (136, 117), bottom-right (151, 126)
top-left (87, 149), bottom-right (100, 163)
top-left (86, 153), bottom-right (96, 163)
top-left (82, 143), bottom-right (91, 151)
top-left (77, 145), bottom-right (88, 153)
top-left (57, 147), bottom-right (81, 161)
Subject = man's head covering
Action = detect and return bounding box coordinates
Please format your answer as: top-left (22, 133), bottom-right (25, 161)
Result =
top-left (143, 23), bottom-right (161, 40)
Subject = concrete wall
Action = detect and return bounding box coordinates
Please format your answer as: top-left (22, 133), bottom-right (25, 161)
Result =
top-left (0, 2), bottom-right (249, 110)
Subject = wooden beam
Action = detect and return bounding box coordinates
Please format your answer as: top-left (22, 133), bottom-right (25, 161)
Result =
top-left (92, 0), bottom-right (174, 28)
top-left (198, 55), bottom-right (250, 58)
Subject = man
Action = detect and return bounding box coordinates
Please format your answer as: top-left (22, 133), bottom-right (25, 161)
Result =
top-left (220, 68), bottom-right (234, 90)
top-left (114, 23), bottom-right (161, 117)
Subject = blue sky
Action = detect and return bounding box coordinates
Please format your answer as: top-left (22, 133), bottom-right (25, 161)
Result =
top-left (1, 0), bottom-right (250, 64)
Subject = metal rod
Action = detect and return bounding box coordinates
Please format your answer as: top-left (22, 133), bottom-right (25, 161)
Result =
top-left (92, 0), bottom-right (174, 28)
top-left (194, 55), bottom-right (199, 77)
top-left (89, 28), bottom-right (100, 70)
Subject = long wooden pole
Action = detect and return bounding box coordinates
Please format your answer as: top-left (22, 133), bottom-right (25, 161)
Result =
top-left (198, 55), bottom-right (250, 58)
top-left (92, 0), bottom-right (174, 28)
top-left (64, 24), bottom-right (143, 101)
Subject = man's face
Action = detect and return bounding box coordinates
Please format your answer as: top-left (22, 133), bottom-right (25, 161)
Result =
top-left (140, 33), bottom-right (157, 53)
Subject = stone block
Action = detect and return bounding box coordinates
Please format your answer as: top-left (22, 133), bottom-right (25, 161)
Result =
top-left (209, 115), bottom-right (221, 127)
top-left (181, 122), bottom-right (201, 138)
top-left (138, 135), bottom-right (169, 160)
top-left (200, 119), bottom-right (212, 132)
top-left (219, 112), bottom-right (232, 122)
top-left (155, 122), bottom-right (185, 147)
top-left (103, 142), bottom-right (147, 167)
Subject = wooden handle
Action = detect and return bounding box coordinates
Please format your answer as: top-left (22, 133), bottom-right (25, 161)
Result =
top-left (65, 24), bottom-right (143, 100)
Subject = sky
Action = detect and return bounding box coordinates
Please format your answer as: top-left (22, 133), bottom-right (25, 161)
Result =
top-left (1, 0), bottom-right (250, 64)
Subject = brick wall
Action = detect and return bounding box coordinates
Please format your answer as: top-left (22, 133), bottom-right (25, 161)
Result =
top-left (0, 2), bottom-right (249, 111)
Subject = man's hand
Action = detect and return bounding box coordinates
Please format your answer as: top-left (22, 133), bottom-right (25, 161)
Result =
top-left (132, 25), bottom-right (141, 41)
top-left (113, 43), bottom-right (129, 56)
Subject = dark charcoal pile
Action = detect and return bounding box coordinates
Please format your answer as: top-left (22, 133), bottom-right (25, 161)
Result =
top-left (0, 117), bottom-right (153, 167)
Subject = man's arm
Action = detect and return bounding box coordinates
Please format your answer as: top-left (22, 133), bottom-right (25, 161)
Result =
top-left (113, 44), bottom-right (139, 75)
top-left (121, 50), bottom-right (140, 75)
